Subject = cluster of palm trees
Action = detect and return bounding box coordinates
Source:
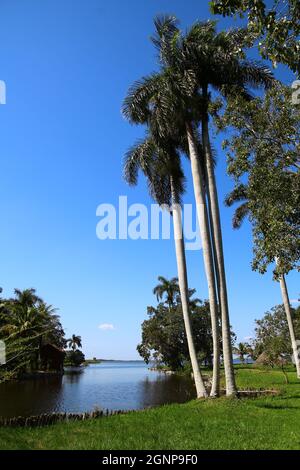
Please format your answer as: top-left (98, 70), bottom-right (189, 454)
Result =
top-left (0, 288), bottom-right (64, 346)
top-left (0, 288), bottom-right (65, 378)
top-left (0, 287), bottom-right (84, 378)
top-left (122, 16), bottom-right (274, 397)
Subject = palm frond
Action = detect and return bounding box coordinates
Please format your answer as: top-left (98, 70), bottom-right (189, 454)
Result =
top-left (152, 15), bottom-right (179, 46)
top-left (225, 184), bottom-right (248, 207)
top-left (122, 74), bottom-right (162, 124)
top-left (123, 134), bottom-right (185, 207)
top-left (232, 203), bottom-right (250, 229)
top-left (239, 61), bottom-right (276, 90)
top-left (123, 138), bottom-right (156, 185)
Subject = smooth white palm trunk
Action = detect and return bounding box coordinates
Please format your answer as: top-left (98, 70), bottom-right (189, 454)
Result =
top-left (202, 117), bottom-right (237, 396)
top-left (171, 178), bottom-right (208, 398)
top-left (186, 123), bottom-right (220, 397)
top-left (276, 260), bottom-right (300, 378)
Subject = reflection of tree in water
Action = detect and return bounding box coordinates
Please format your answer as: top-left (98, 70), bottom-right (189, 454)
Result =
top-left (0, 376), bottom-right (64, 418)
top-left (139, 374), bottom-right (196, 409)
top-left (64, 369), bottom-right (84, 384)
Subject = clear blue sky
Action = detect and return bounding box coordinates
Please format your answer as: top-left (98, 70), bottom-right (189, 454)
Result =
top-left (0, 0), bottom-right (298, 359)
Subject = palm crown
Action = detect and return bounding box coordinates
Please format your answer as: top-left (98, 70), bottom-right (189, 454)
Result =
top-left (153, 276), bottom-right (180, 309)
top-left (67, 334), bottom-right (82, 351)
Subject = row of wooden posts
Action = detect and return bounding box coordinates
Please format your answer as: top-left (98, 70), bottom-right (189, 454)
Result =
top-left (0, 408), bottom-right (132, 428)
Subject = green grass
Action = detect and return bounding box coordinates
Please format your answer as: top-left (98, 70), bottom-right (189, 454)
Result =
top-left (1, 367), bottom-right (300, 450)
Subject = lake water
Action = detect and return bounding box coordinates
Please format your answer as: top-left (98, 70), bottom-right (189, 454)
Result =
top-left (0, 362), bottom-right (195, 418)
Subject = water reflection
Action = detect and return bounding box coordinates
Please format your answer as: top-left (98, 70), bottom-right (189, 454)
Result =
top-left (0, 362), bottom-right (196, 418)
top-left (0, 376), bottom-right (64, 417)
top-left (139, 375), bottom-right (195, 409)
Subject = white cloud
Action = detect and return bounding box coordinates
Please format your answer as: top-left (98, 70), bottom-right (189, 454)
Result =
top-left (98, 323), bottom-right (115, 331)
top-left (290, 299), bottom-right (299, 305)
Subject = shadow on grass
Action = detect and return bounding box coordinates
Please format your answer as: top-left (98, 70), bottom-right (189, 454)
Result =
top-left (279, 394), bottom-right (300, 400)
top-left (254, 403), bottom-right (300, 410)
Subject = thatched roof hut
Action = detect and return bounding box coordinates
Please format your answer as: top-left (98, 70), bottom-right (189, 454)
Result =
top-left (254, 352), bottom-right (270, 366)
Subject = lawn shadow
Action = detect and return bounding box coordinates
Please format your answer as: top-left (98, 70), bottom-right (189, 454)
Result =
top-left (254, 402), bottom-right (300, 410)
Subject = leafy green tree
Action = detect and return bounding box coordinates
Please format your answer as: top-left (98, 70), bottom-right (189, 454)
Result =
top-left (253, 304), bottom-right (300, 381)
top-left (138, 288), bottom-right (214, 371)
top-left (211, 0), bottom-right (300, 74)
top-left (65, 349), bottom-right (85, 367)
top-left (221, 84), bottom-right (300, 376)
top-left (225, 180), bottom-right (300, 377)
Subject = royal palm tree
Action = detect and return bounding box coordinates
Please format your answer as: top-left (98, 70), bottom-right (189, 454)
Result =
top-left (225, 184), bottom-right (300, 377)
top-left (13, 288), bottom-right (42, 309)
top-left (123, 67), bottom-right (221, 398)
top-left (153, 276), bottom-right (179, 310)
top-left (67, 334), bottom-right (82, 351)
top-left (233, 342), bottom-right (250, 364)
top-left (124, 136), bottom-right (208, 397)
top-left (123, 16), bottom-right (274, 395)
top-left (155, 15), bottom-right (275, 395)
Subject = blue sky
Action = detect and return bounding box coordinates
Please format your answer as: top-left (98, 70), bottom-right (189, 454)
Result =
top-left (0, 0), bottom-right (298, 359)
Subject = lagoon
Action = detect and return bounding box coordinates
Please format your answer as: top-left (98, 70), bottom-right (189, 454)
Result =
top-left (0, 361), bottom-right (195, 418)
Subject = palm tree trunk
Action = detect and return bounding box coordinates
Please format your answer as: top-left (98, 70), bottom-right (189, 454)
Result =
top-left (277, 265), bottom-right (300, 378)
top-left (186, 122), bottom-right (220, 397)
top-left (170, 177), bottom-right (208, 398)
top-left (207, 197), bottom-right (221, 302)
top-left (201, 101), bottom-right (237, 397)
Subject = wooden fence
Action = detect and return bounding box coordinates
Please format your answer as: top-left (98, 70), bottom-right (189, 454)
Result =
top-left (0, 408), bottom-right (133, 428)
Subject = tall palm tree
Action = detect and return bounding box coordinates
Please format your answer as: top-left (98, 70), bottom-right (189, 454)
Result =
top-left (233, 342), bottom-right (250, 364)
top-left (123, 67), bottom-right (221, 398)
top-left (1, 289), bottom-right (48, 338)
top-left (124, 136), bottom-right (208, 397)
top-left (67, 334), bottom-right (82, 351)
top-left (155, 16), bottom-right (275, 395)
top-left (225, 185), bottom-right (300, 378)
top-left (1, 305), bottom-right (42, 337)
top-left (12, 288), bottom-right (42, 309)
top-left (123, 16), bottom-right (274, 395)
top-left (153, 276), bottom-right (179, 310)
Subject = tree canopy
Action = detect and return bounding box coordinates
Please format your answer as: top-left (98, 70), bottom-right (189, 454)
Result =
top-left (252, 304), bottom-right (300, 364)
top-left (137, 277), bottom-right (237, 370)
top-left (137, 294), bottom-right (213, 370)
top-left (218, 84), bottom-right (300, 277)
top-left (210, 0), bottom-right (300, 74)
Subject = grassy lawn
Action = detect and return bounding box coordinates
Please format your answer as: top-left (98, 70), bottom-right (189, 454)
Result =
top-left (0, 367), bottom-right (300, 450)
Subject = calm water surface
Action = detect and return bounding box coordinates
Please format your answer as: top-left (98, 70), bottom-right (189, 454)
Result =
top-left (0, 362), bottom-right (195, 418)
